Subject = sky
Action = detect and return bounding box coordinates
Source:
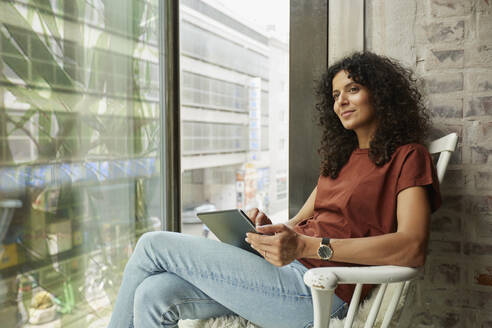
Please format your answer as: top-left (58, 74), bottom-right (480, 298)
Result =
top-left (216, 0), bottom-right (289, 40)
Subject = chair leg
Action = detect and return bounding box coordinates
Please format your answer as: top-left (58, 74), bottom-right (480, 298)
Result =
top-left (311, 288), bottom-right (335, 328)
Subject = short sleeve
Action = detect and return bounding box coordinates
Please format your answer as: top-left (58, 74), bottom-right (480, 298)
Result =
top-left (396, 145), bottom-right (442, 213)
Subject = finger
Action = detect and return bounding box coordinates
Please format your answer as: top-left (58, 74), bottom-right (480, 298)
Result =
top-left (259, 245), bottom-right (294, 267)
top-left (260, 247), bottom-right (290, 267)
top-left (255, 211), bottom-right (268, 226)
top-left (261, 213), bottom-right (273, 226)
top-left (249, 243), bottom-right (277, 259)
top-left (249, 238), bottom-right (274, 250)
top-left (248, 240), bottom-right (293, 267)
top-left (247, 208), bottom-right (259, 222)
top-left (260, 244), bottom-right (280, 257)
top-left (245, 232), bottom-right (275, 247)
top-left (256, 223), bottom-right (288, 235)
top-left (247, 227), bottom-right (293, 248)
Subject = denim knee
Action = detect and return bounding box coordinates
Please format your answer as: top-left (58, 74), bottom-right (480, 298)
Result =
top-left (132, 231), bottom-right (169, 261)
top-left (133, 275), bottom-right (180, 326)
top-left (135, 231), bottom-right (162, 249)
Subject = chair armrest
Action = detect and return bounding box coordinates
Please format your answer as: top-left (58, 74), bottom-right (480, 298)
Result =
top-left (304, 265), bottom-right (421, 290)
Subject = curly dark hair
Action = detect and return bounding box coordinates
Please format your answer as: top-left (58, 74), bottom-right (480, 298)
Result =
top-left (315, 51), bottom-right (431, 179)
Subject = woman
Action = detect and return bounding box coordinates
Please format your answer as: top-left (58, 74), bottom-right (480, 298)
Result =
top-left (107, 52), bottom-right (441, 328)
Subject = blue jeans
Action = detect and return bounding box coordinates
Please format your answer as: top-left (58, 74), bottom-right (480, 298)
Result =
top-left (108, 231), bottom-right (347, 328)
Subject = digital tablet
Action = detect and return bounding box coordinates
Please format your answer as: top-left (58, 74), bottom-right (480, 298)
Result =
top-left (196, 209), bottom-right (261, 256)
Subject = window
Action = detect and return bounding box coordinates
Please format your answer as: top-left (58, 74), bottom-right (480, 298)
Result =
top-left (0, 1), bottom-right (164, 326)
top-left (180, 0), bottom-right (289, 234)
top-left (276, 174), bottom-right (288, 200)
top-left (279, 110), bottom-right (287, 122)
top-left (181, 71), bottom-right (248, 111)
top-left (182, 121), bottom-right (247, 154)
top-left (279, 138), bottom-right (286, 151)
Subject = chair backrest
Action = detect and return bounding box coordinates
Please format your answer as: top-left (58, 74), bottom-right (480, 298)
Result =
top-left (427, 132), bottom-right (459, 183)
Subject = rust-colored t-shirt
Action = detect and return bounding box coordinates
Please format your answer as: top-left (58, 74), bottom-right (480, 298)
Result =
top-left (294, 143), bottom-right (441, 303)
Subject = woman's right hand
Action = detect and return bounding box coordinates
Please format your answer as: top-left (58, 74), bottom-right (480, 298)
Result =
top-left (246, 208), bottom-right (272, 227)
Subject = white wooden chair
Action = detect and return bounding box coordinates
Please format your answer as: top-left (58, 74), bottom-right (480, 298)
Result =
top-left (303, 132), bottom-right (459, 328)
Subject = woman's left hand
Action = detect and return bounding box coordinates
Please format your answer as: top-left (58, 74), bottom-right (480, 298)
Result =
top-left (245, 224), bottom-right (305, 267)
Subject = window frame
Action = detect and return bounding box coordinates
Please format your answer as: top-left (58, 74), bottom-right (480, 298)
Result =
top-left (160, 0), bottom-right (182, 232)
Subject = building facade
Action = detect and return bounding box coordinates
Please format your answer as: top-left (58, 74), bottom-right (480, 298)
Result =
top-left (179, 0), bottom-right (289, 222)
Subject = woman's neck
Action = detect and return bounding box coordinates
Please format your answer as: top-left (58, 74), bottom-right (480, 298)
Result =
top-left (355, 126), bottom-right (377, 149)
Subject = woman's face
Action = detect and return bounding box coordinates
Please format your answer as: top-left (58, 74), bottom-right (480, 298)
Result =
top-left (332, 70), bottom-right (378, 136)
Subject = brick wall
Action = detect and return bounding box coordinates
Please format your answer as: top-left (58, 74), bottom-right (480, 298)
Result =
top-left (366, 0), bottom-right (492, 327)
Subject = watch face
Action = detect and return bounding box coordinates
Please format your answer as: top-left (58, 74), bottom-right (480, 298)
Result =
top-left (318, 245), bottom-right (333, 260)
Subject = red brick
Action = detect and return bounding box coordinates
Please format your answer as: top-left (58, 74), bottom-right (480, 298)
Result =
top-left (477, 273), bottom-right (492, 286)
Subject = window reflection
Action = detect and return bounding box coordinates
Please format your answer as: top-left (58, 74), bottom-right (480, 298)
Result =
top-left (0, 0), bottom-right (162, 326)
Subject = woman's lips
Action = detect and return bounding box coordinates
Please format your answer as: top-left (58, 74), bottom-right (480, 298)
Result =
top-left (341, 110), bottom-right (355, 118)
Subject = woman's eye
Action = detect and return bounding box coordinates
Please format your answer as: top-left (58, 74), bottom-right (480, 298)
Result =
top-left (333, 94), bottom-right (339, 100)
top-left (349, 86), bottom-right (359, 92)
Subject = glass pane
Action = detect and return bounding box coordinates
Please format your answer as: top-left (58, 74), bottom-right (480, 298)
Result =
top-left (179, 0), bottom-right (289, 238)
top-left (0, 0), bottom-right (162, 326)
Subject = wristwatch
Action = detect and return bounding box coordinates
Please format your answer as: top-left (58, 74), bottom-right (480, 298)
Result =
top-left (317, 237), bottom-right (333, 260)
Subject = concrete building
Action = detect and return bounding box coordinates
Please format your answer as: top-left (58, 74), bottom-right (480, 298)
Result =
top-left (179, 0), bottom-right (289, 220)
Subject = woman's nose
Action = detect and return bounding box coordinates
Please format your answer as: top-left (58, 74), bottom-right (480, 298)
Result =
top-left (337, 92), bottom-right (348, 106)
